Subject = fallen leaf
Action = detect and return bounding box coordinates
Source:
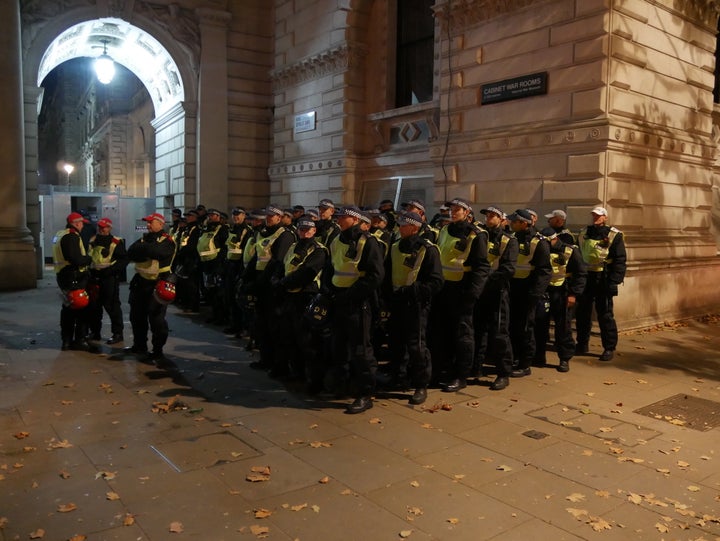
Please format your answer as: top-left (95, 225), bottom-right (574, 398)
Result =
top-left (13, 432), bottom-right (30, 439)
top-left (400, 530), bottom-right (413, 538)
top-left (589, 517), bottom-right (612, 531)
top-left (95, 471), bottom-right (116, 480)
top-left (340, 489), bottom-right (355, 496)
top-left (610, 409), bottom-right (623, 414)
top-left (58, 502), bottom-right (78, 512)
top-left (250, 525), bottom-right (269, 536)
top-left (47, 438), bottom-right (73, 449)
top-left (566, 493), bottom-right (586, 503)
top-left (420, 423), bottom-right (433, 429)
top-left (60, 400), bottom-right (73, 405)
top-left (453, 474), bottom-right (466, 480)
top-left (496, 465), bottom-right (513, 472)
top-left (628, 493), bottom-right (643, 504)
top-left (106, 491), bottom-right (120, 500)
top-left (123, 513), bottom-right (135, 526)
top-left (169, 521), bottom-right (183, 533)
top-left (687, 485), bottom-right (701, 492)
top-left (656, 468), bottom-right (670, 474)
top-left (407, 506), bottom-right (423, 516)
top-left (250, 465), bottom-right (271, 475)
top-left (311, 505), bottom-right (320, 513)
top-left (566, 507), bottom-right (588, 519)
top-left (655, 523), bottom-right (669, 533)
top-left (309, 441), bottom-right (332, 448)
top-left (290, 503), bottom-right (307, 511)
top-left (636, 379), bottom-right (648, 384)
top-left (410, 480), bottom-right (420, 487)
top-left (29, 529), bottom-right (45, 539)
top-left (254, 508), bottom-right (272, 519)
top-left (618, 457), bottom-right (644, 464)
top-left (23, 446), bottom-right (36, 453)
top-left (318, 476), bottom-right (330, 484)
top-left (581, 450), bottom-right (593, 456)
top-left (246, 474), bottom-right (271, 482)
top-left (559, 421), bottom-right (573, 426)
top-left (603, 381), bottom-right (616, 385)
top-left (677, 460), bottom-right (690, 468)
top-left (609, 447), bottom-right (624, 455)
top-left (288, 439), bottom-right (305, 446)
top-left (230, 451), bottom-right (243, 458)
top-left (308, 423), bottom-right (319, 429)
top-left (447, 517), bottom-right (459, 524)
top-left (369, 417), bottom-right (382, 424)
top-left (598, 427), bottom-right (613, 433)
top-left (68, 535), bottom-right (86, 541)
top-left (595, 490), bottom-right (610, 498)
top-left (700, 455), bottom-right (711, 461)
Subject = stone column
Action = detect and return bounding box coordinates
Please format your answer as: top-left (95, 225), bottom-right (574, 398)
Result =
top-left (195, 8), bottom-right (231, 210)
top-left (0, 0), bottom-right (37, 290)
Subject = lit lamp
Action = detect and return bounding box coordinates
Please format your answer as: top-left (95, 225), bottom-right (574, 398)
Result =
top-left (94, 41), bottom-right (115, 84)
top-left (63, 163), bottom-right (74, 186)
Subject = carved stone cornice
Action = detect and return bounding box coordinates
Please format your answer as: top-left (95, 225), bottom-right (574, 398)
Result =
top-left (673, 0), bottom-right (720, 25)
top-left (432, 0), bottom-right (545, 31)
top-left (270, 42), bottom-right (368, 92)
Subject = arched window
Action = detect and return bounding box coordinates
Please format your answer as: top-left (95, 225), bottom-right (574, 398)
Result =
top-left (395, 0), bottom-right (435, 107)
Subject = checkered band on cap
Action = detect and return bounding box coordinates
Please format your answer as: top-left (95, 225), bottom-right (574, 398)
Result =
top-left (266, 204), bottom-right (284, 216)
top-left (449, 198), bottom-right (472, 211)
top-left (406, 199), bottom-right (426, 213)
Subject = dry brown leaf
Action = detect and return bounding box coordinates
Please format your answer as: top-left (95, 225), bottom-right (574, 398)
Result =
top-left (598, 427), bottom-right (613, 433)
top-left (447, 517), bottom-right (459, 524)
top-left (420, 423), bottom-right (433, 429)
top-left (609, 447), bottom-right (624, 455)
top-left (123, 513), bottom-right (135, 526)
top-left (98, 383), bottom-right (113, 393)
top-left (655, 523), bottom-right (669, 533)
top-left (340, 489), bottom-right (354, 495)
top-left (95, 471), bottom-right (116, 480)
top-left (13, 432), bottom-right (29, 439)
top-left (29, 529), bottom-right (45, 539)
top-left (559, 420), bottom-right (573, 426)
top-left (169, 521), bottom-right (183, 533)
top-left (288, 439), bottom-right (305, 446)
top-left (618, 457), bottom-right (644, 464)
top-left (220, 423), bottom-right (233, 427)
top-left (58, 502), bottom-right (78, 512)
top-left (628, 493), bottom-right (643, 504)
top-left (250, 465), bottom-right (271, 475)
top-left (309, 441), bottom-right (332, 448)
top-left (410, 480), bottom-right (420, 487)
top-left (400, 530), bottom-right (413, 538)
top-left (595, 490), bottom-right (610, 498)
top-left (250, 525), bottom-right (269, 536)
top-left (603, 381), bottom-right (616, 385)
top-left (60, 400), bottom-right (73, 405)
top-left (68, 535), bottom-right (86, 541)
top-left (308, 423), bottom-right (318, 429)
top-left (318, 476), bottom-right (330, 484)
top-left (496, 465), bottom-right (513, 472)
top-left (246, 474), bottom-right (270, 482)
top-left (106, 491), bottom-right (120, 500)
top-left (566, 508), bottom-right (588, 519)
top-left (369, 417), bottom-right (382, 424)
top-left (290, 503), bottom-right (307, 512)
top-left (581, 450), bottom-right (593, 456)
top-left (22, 446), bottom-right (36, 453)
top-left (453, 474), bottom-right (465, 480)
top-left (407, 506), bottom-right (423, 516)
top-left (254, 508), bottom-right (272, 519)
top-left (687, 485), bottom-right (701, 492)
top-left (47, 438), bottom-right (73, 449)
top-left (589, 517), bottom-right (612, 531)
top-left (311, 505), bottom-right (320, 513)
top-left (677, 460), bottom-right (690, 468)
top-left (566, 493), bottom-right (586, 503)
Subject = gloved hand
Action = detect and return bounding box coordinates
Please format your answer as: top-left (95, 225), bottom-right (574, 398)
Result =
top-left (101, 247), bottom-right (110, 257)
top-left (607, 283), bottom-right (618, 296)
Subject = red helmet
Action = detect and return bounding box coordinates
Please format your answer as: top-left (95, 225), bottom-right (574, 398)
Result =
top-left (65, 289), bottom-right (90, 310)
top-left (153, 279), bottom-right (176, 304)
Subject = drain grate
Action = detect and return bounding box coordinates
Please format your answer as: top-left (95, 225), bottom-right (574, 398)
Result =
top-left (634, 394), bottom-right (720, 432)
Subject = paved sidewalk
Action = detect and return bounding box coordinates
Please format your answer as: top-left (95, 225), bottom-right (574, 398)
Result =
top-left (1, 274), bottom-right (719, 541)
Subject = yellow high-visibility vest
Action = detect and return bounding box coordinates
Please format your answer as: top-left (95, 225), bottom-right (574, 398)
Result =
top-left (52, 229), bottom-right (88, 273)
top-left (390, 242), bottom-right (426, 289)
top-left (437, 227), bottom-right (477, 281)
top-left (330, 235), bottom-right (367, 288)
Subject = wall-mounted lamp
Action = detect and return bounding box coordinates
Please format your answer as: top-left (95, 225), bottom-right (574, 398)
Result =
top-left (63, 163), bottom-right (74, 186)
top-left (94, 40), bottom-right (115, 84)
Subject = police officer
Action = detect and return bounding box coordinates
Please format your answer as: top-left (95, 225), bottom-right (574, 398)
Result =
top-left (430, 198), bottom-right (491, 392)
top-left (535, 229), bottom-right (587, 371)
top-left (53, 212), bottom-right (93, 351)
top-left (385, 211), bottom-right (444, 405)
top-left (125, 213), bottom-right (176, 362)
top-left (272, 216), bottom-right (328, 383)
top-left (316, 199), bottom-right (341, 247)
top-left (575, 207), bottom-right (626, 361)
top-left (87, 217), bottom-right (128, 345)
top-left (378, 199), bottom-right (397, 231)
top-left (243, 204), bottom-right (296, 369)
top-left (403, 199), bottom-right (438, 243)
top-left (544, 209), bottom-right (575, 245)
top-left (197, 208), bottom-right (229, 324)
top-left (223, 207), bottom-right (253, 335)
top-left (169, 208), bottom-right (183, 236)
top-left (325, 205), bottom-right (385, 413)
top-left (174, 210), bottom-right (202, 313)
top-left (474, 206), bottom-right (518, 391)
top-left (507, 209), bottom-right (552, 377)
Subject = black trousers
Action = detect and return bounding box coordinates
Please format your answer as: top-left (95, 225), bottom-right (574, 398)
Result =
top-left (474, 286), bottom-right (513, 377)
top-left (57, 274), bottom-right (89, 344)
top-left (535, 285), bottom-right (575, 362)
top-left (429, 282), bottom-right (476, 381)
top-left (128, 275), bottom-right (168, 352)
top-left (274, 292), bottom-right (320, 380)
top-left (88, 274), bottom-right (124, 337)
top-left (576, 271), bottom-right (618, 351)
top-left (388, 294), bottom-right (432, 388)
top-left (509, 279), bottom-right (538, 369)
top-left (329, 297), bottom-right (376, 397)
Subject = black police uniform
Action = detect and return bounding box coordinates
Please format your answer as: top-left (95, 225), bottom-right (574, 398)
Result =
top-left (88, 232), bottom-right (128, 343)
top-left (473, 224), bottom-right (518, 388)
top-left (55, 224), bottom-right (93, 350)
top-left (197, 219), bottom-right (229, 323)
top-left (174, 219), bottom-right (202, 311)
top-left (223, 219), bottom-right (254, 334)
top-left (126, 229), bottom-right (176, 358)
top-left (384, 233), bottom-right (444, 398)
top-left (430, 220), bottom-right (491, 390)
top-left (576, 224), bottom-right (627, 357)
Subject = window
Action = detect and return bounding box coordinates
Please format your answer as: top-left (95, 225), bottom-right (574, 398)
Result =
top-left (395, 0), bottom-right (435, 107)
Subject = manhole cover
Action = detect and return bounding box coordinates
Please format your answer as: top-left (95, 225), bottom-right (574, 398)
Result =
top-left (634, 394), bottom-right (720, 432)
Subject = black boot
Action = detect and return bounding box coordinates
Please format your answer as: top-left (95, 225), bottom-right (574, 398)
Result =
top-left (346, 397), bottom-right (373, 414)
top-left (409, 388), bottom-right (427, 405)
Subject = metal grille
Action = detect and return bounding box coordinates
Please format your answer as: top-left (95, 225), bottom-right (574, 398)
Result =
top-left (634, 394), bottom-right (720, 432)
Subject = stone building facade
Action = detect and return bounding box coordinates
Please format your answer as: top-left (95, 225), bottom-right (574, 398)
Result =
top-left (1, 0), bottom-right (719, 327)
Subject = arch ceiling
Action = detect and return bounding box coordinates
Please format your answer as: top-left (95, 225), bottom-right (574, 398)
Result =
top-left (37, 17), bottom-right (184, 117)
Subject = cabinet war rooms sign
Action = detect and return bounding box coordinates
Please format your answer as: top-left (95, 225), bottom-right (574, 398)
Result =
top-left (481, 72), bottom-right (548, 105)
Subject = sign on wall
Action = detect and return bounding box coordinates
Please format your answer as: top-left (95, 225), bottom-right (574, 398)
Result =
top-left (294, 111), bottom-right (316, 134)
top-left (481, 72), bottom-right (548, 105)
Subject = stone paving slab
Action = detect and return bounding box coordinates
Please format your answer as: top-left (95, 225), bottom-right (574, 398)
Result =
top-left (1, 278), bottom-right (720, 540)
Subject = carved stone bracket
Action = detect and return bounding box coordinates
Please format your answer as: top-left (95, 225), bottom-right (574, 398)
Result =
top-left (271, 42), bottom-right (368, 92)
top-left (432, 0), bottom-right (543, 32)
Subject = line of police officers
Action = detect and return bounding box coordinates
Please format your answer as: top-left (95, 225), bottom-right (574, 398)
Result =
top-left (53, 198), bottom-right (626, 415)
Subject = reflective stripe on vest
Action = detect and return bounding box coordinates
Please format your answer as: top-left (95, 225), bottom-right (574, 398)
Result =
top-left (255, 228), bottom-right (285, 271)
top-left (243, 236), bottom-right (257, 267)
top-left (283, 241), bottom-right (322, 293)
top-left (437, 227), bottom-right (477, 281)
top-left (135, 236), bottom-right (171, 280)
top-left (514, 236), bottom-right (540, 279)
top-left (371, 229), bottom-right (389, 258)
top-left (52, 229), bottom-right (87, 273)
top-left (89, 236), bottom-right (121, 269)
top-left (391, 242), bottom-right (427, 289)
top-left (550, 245), bottom-right (575, 286)
top-left (487, 234), bottom-right (510, 271)
top-left (330, 235), bottom-right (367, 288)
top-left (197, 227), bottom-right (221, 261)
top-left (226, 227), bottom-right (250, 261)
top-left (579, 228), bottom-right (619, 272)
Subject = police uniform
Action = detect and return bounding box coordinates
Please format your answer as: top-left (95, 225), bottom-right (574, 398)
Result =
top-left (174, 212), bottom-right (202, 312)
top-left (429, 198), bottom-right (491, 392)
top-left (473, 207), bottom-right (518, 390)
top-left (534, 229), bottom-right (587, 371)
top-left (87, 218), bottom-right (128, 344)
top-left (53, 213), bottom-right (93, 350)
top-left (507, 210), bottom-right (552, 376)
top-left (575, 208), bottom-right (627, 361)
top-left (197, 210), bottom-right (229, 323)
top-left (242, 206), bottom-right (296, 369)
top-left (385, 212), bottom-right (444, 404)
top-left (223, 209), bottom-right (253, 335)
top-left (126, 214), bottom-right (176, 360)
top-left (273, 217), bottom-right (328, 383)
top-left (325, 206), bottom-right (385, 412)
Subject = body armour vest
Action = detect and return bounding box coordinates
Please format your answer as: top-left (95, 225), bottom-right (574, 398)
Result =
top-left (330, 235), bottom-right (367, 288)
